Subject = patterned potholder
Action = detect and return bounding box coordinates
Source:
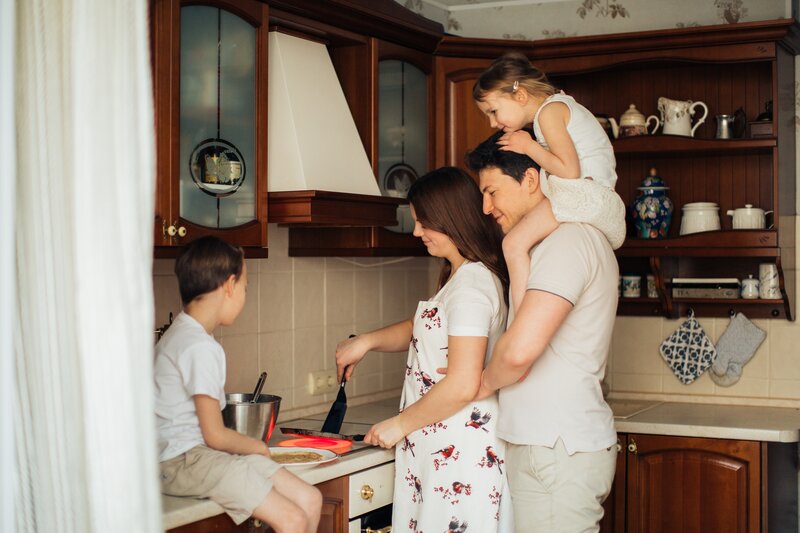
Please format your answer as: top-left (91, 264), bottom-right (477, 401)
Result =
top-left (659, 310), bottom-right (717, 385)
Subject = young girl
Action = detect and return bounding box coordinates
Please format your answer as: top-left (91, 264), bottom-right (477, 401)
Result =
top-left (473, 51), bottom-right (626, 311)
top-left (334, 167), bottom-right (513, 532)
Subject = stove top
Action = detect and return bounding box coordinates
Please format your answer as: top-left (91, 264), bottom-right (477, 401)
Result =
top-left (270, 418), bottom-right (375, 456)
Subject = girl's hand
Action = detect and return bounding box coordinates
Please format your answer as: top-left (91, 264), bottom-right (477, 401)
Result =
top-left (498, 130), bottom-right (535, 155)
top-left (364, 416), bottom-right (406, 448)
top-left (334, 334), bottom-right (370, 382)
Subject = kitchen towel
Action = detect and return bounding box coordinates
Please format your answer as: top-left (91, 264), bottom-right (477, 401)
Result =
top-left (709, 312), bottom-right (766, 387)
top-left (660, 310), bottom-right (717, 385)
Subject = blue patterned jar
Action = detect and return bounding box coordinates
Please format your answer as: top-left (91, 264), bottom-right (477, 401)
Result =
top-left (631, 168), bottom-right (673, 239)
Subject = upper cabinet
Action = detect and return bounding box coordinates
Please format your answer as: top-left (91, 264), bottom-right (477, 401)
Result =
top-left (435, 20), bottom-right (798, 319)
top-left (151, 0), bottom-right (269, 256)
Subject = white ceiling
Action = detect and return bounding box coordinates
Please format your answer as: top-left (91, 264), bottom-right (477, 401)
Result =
top-left (423, 0), bottom-right (573, 11)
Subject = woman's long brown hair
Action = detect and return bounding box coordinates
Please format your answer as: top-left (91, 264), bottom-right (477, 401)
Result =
top-left (407, 167), bottom-right (509, 303)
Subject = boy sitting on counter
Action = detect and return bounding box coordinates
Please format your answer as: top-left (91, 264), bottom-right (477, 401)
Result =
top-left (154, 236), bottom-right (321, 532)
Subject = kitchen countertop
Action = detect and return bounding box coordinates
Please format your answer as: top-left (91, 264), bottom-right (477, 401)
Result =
top-left (162, 397), bottom-right (800, 530)
top-left (161, 398), bottom-right (399, 530)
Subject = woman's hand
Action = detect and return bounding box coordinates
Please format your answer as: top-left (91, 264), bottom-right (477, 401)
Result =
top-left (498, 130), bottom-right (535, 155)
top-left (334, 334), bottom-right (372, 382)
top-left (364, 416), bottom-right (406, 449)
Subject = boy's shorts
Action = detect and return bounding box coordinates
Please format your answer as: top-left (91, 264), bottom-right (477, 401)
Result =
top-left (160, 445), bottom-right (282, 525)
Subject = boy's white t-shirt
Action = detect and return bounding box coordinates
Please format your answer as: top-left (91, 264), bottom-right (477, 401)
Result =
top-left (154, 312), bottom-right (227, 462)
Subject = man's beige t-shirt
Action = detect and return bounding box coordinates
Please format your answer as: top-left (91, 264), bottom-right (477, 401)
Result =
top-left (497, 223), bottom-right (618, 454)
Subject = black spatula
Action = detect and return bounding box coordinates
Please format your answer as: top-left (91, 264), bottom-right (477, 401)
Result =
top-left (321, 366), bottom-right (349, 434)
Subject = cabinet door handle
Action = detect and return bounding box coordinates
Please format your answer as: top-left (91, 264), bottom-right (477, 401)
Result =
top-left (628, 438), bottom-right (638, 454)
top-left (177, 226), bottom-right (187, 237)
top-left (166, 224), bottom-right (177, 237)
top-left (360, 484), bottom-right (375, 501)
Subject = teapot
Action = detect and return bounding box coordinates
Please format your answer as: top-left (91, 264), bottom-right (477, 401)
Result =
top-left (618, 104), bottom-right (660, 137)
top-left (726, 204), bottom-right (773, 229)
top-left (596, 115), bottom-right (619, 139)
top-left (658, 97), bottom-right (708, 137)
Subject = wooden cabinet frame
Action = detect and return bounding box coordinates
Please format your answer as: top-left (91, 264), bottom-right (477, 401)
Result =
top-left (151, 0), bottom-right (270, 256)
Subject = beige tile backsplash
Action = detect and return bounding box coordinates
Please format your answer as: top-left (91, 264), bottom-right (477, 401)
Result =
top-left (154, 220), bottom-right (800, 418)
top-left (153, 224), bottom-right (436, 421)
top-left (608, 218), bottom-right (800, 407)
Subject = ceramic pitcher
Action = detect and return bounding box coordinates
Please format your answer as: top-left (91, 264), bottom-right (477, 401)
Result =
top-left (658, 97), bottom-right (709, 137)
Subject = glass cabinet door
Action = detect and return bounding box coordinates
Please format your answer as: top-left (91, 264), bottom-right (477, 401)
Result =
top-left (180, 6), bottom-right (256, 229)
top-left (377, 60), bottom-right (428, 198)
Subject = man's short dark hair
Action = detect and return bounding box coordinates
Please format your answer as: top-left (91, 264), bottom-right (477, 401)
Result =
top-left (465, 130), bottom-right (541, 183)
top-left (174, 236), bottom-right (244, 305)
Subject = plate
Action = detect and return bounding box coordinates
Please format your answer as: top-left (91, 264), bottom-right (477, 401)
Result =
top-left (268, 447), bottom-right (338, 466)
top-left (381, 163), bottom-right (417, 197)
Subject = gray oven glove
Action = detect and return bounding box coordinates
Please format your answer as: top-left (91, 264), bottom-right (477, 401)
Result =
top-left (709, 312), bottom-right (766, 387)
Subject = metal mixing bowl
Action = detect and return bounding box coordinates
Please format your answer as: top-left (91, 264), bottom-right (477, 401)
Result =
top-left (222, 393), bottom-right (281, 442)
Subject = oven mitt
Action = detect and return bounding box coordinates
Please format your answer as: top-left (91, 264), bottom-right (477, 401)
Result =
top-left (659, 310), bottom-right (717, 385)
top-left (709, 313), bottom-right (766, 387)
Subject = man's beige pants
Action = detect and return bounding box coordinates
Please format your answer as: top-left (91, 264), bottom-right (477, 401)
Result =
top-left (505, 438), bottom-right (618, 533)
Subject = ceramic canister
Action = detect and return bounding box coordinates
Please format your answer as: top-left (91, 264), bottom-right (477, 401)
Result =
top-left (680, 202), bottom-right (721, 235)
top-left (759, 263), bottom-right (780, 299)
top-left (631, 168), bottom-right (673, 239)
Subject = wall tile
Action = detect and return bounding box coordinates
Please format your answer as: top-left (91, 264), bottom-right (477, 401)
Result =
top-left (294, 271), bottom-right (324, 328)
top-left (259, 330), bottom-right (294, 391)
top-left (220, 334), bottom-right (259, 394)
top-left (713, 377), bottom-right (770, 398)
top-left (611, 317), bottom-right (663, 374)
top-left (769, 379), bottom-right (800, 399)
top-left (769, 320), bottom-right (800, 381)
top-left (261, 225), bottom-right (292, 272)
top-left (325, 270), bottom-right (355, 326)
top-left (354, 270), bottom-right (381, 324)
top-left (382, 270), bottom-right (407, 323)
top-left (662, 369), bottom-right (714, 395)
top-left (259, 271), bottom-right (293, 332)
top-left (612, 372), bottom-right (662, 393)
top-left (153, 274), bottom-right (181, 326)
top-left (325, 324), bottom-right (357, 371)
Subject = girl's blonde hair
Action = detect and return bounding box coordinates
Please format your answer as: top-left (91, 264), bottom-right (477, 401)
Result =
top-left (473, 51), bottom-right (555, 102)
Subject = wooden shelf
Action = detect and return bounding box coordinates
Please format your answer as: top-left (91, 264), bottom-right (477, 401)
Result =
top-left (617, 230), bottom-right (779, 257)
top-left (672, 298), bottom-right (789, 319)
top-left (288, 226), bottom-right (427, 256)
top-left (268, 190), bottom-right (401, 226)
top-left (612, 136), bottom-right (776, 155)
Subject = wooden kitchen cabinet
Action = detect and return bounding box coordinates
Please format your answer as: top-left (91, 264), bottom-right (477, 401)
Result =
top-left (600, 432), bottom-right (798, 533)
top-left (150, 0), bottom-right (270, 256)
top-left (434, 20), bottom-right (798, 320)
top-left (317, 476), bottom-right (349, 533)
top-left (167, 514), bottom-right (269, 533)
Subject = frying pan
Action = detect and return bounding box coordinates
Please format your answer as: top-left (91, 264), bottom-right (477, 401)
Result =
top-left (279, 427), bottom-right (365, 441)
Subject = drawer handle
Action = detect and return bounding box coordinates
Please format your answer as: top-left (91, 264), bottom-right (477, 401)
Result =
top-left (628, 439), bottom-right (638, 454)
top-left (361, 484), bottom-right (375, 501)
top-left (365, 527), bottom-right (392, 533)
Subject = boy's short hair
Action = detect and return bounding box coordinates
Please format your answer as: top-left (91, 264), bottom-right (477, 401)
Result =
top-left (465, 130), bottom-right (541, 183)
top-left (175, 236), bottom-right (245, 306)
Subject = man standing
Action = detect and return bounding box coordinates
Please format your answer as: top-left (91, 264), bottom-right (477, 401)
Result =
top-left (466, 132), bottom-right (619, 532)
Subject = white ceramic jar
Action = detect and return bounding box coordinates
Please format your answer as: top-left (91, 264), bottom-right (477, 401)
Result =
top-left (680, 202), bottom-right (721, 235)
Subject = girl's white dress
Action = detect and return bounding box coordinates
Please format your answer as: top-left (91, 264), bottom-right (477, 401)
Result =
top-left (533, 92), bottom-right (627, 249)
top-left (392, 262), bottom-right (513, 533)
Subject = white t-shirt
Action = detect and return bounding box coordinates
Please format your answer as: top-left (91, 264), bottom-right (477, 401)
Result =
top-left (499, 223), bottom-right (618, 454)
top-left (436, 261), bottom-right (507, 361)
top-left (154, 312), bottom-right (227, 462)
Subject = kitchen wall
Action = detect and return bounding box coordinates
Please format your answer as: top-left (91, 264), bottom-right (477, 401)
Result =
top-left (401, 0), bottom-right (800, 407)
top-left (153, 225), bottom-right (438, 421)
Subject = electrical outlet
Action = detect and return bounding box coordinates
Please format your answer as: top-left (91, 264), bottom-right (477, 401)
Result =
top-left (308, 369), bottom-right (338, 395)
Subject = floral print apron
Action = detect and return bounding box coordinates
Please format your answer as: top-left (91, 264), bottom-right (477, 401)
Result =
top-left (393, 297), bottom-right (513, 533)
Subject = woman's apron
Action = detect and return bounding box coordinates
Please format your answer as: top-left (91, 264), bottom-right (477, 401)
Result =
top-left (392, 297), bottom-right (513, 533)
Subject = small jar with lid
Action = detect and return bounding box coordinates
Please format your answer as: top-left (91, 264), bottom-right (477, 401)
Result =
top-left (741, 275), bottom-right (759, 299)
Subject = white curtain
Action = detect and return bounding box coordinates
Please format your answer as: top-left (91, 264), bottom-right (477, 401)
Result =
top-left (1, 0), bottom-right (17, 531)
top-left (14, 0), bottom-right (162, 531)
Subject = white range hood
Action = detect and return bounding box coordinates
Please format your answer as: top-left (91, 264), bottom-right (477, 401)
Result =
top-left (267, 31), bottom-right (380, 196)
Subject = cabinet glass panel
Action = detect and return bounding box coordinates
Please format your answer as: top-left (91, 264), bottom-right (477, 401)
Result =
top-left (378, 60), bottom-right (427, 198)
top-left (180, 6), bottom-right (256, 228)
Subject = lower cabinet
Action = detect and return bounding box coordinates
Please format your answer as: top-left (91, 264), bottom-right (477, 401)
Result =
top-left (601, 433), bottom-right (798, 533)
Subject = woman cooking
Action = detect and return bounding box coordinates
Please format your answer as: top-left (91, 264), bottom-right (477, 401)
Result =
top-left (334, 167), bottom-right (513, 532)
